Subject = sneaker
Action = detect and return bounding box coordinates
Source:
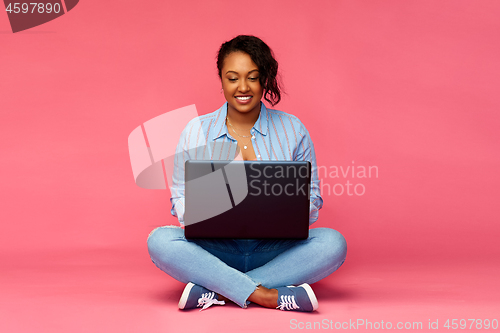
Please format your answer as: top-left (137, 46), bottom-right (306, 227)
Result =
top-left (178, 282), bottom-right (225, 311)
top-left (275, 283), bottom-right (318, 311)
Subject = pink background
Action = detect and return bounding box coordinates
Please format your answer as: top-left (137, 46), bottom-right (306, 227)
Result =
top-left (1, 1), bottom-right (499, 332)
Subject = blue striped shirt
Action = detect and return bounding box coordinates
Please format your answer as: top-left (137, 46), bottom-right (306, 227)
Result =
top-left (170, 102), bottom-right (323, 225)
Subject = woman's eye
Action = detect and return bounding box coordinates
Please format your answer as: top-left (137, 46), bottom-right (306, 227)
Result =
top-left (228, 78), bottom-right (237, 82)
top-left (249, 77), bottom-right (259, 81)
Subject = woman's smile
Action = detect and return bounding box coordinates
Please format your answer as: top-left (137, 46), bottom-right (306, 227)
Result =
top-left (221, 51), bottom-right (263, 116)
top-left (235, 95), bottom-right (253, 104)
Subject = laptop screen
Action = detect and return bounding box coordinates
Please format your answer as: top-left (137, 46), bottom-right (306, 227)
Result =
top-left (184, 160), bottom-right (311, 239)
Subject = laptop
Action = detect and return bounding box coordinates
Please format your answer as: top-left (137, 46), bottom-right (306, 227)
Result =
top-left (184, 160), bottom-right (311, 239)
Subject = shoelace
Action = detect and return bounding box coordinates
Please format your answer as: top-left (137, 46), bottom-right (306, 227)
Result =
top-left (197, 292), bottom-right (225, 311)
top-left (276, 295), bottom-right (300, 311)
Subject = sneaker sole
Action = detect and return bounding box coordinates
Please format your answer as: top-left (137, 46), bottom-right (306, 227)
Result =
top-left (298, 283), bottom-right (319, 311)
top-left (178, 282), bottom-right (196, 309)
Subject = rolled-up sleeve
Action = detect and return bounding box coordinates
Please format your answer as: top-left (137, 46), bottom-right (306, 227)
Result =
top-left (169, 122), bottom-right (190, 226)
top-left (295, 123), bottom-right (323, 225)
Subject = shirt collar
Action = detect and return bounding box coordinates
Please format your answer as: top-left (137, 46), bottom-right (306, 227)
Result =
top-left (211, 102), bottom-right (269, 141)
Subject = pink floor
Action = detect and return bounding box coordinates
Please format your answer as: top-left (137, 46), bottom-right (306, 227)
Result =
top-left (2, 248), bottom-right (498, 333)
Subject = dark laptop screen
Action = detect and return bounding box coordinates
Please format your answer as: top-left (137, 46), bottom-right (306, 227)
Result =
top-left (184, 160), bottom-right (311, 239)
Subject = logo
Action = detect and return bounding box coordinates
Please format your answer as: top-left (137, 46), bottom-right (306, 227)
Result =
top-left (3, 0), bottom-right (79, 33)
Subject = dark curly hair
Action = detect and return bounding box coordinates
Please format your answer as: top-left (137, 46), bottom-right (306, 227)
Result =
top-left (217, 35), bottom-right (282, 106)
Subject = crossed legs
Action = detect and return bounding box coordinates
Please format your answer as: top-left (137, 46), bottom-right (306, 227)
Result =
top-left (147, 226), bottom-right (347, 308)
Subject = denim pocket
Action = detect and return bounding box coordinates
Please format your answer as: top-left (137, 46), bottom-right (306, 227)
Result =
top-left (191, 238), bottom-right (241, 254)
top-left (254, 239), bottom-right (300, 252)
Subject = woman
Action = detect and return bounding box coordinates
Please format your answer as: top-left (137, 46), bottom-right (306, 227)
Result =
top-left (147, 35), bottom-right (347, 311)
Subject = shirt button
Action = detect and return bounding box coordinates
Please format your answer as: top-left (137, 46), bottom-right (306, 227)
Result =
top-left (257, 155), bottom-right (261, 158)
top-left (252, 135), bottom-right (255, 139)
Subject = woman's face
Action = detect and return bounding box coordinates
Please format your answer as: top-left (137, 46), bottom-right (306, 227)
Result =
top-left (221, 52), bottom-right (263, 115)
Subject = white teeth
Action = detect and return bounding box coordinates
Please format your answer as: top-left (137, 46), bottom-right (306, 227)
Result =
top-left (236, 96), bottom-right (251, 100)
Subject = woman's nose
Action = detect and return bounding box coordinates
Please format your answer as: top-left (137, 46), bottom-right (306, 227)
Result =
top-left (238, 80), bottom-right (249, 92)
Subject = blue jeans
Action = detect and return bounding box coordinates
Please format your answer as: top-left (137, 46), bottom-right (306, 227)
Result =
top-left (147, 226), bottom-right (347, 308)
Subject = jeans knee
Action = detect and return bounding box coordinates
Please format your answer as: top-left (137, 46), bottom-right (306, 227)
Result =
top-left (310, 228), bottom-right (347, 264)
top-left (147, 225), bottom-right (184, 262)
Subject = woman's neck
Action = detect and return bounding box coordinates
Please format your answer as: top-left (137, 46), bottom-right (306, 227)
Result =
top-left (226, 102), bottom-right (261, 128)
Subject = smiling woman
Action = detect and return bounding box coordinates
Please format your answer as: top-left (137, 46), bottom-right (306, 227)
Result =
top-left (216, 36), bottom-right (281, 160)
top-left (146, 35), bottom-right (347, 313)
top-left (221, 53), bottom-right (263, 116)
top-left (220, 52), bottom-right (262, 160)
top-left (217, 35), bottom-right (281, 107)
